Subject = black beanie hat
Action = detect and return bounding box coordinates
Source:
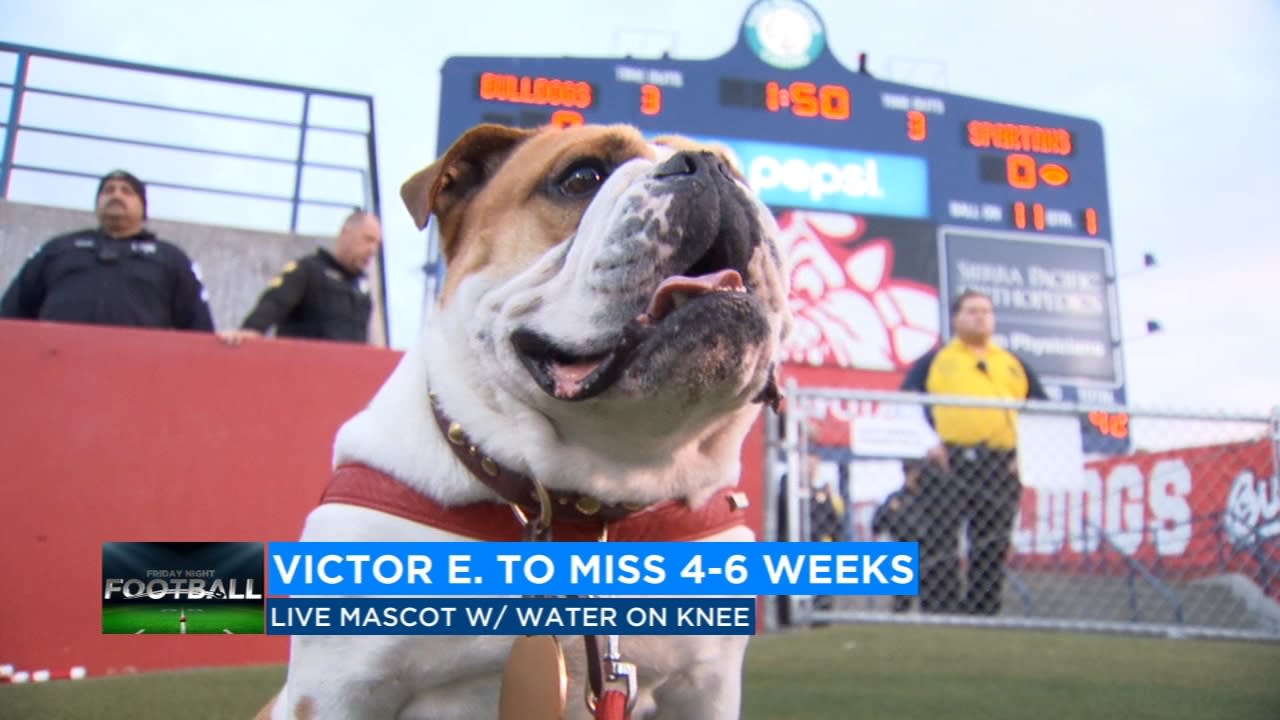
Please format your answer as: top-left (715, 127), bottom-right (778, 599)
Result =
top-left (97, 170), bottom-right (147, 219)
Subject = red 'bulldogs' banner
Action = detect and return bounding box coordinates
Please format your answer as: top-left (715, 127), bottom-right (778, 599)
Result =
top-left (1009, 438), bottom-right (1280, 599)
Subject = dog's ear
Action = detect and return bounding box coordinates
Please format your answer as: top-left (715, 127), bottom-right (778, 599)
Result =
top-left (400, 124), bottom-right (535, 235)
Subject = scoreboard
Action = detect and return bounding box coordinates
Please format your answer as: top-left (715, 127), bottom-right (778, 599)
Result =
top-left (433, 0), bottom-right (1129, 453)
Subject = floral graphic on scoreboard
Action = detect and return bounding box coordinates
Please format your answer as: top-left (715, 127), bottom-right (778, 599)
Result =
top-left (777, 210), bottom-right (941, 372)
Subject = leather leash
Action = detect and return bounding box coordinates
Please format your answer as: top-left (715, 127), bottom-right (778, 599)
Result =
top-left (429, 397), bottom-right (642, 719)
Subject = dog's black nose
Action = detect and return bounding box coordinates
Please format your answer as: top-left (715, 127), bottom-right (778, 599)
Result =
top-left (655, 151), bottom-right (713, 179)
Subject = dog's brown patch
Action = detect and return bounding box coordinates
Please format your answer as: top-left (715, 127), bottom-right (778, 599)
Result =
top-left (401, 124), bottom-right (659, 304)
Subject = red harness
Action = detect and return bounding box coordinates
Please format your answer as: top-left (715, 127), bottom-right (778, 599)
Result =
top-left (321, 463), bottom-right (749, 542)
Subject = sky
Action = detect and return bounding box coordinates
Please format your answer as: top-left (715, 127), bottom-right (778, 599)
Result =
top-left (3, 0), bottom-right (1278, 420)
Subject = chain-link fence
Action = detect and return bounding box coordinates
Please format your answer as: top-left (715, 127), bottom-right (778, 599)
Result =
top-left (765, 386), bottom-right (1280, 642)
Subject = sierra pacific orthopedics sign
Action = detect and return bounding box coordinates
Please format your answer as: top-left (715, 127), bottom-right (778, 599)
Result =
top-left (939, 230), bottom-right (1120, 387)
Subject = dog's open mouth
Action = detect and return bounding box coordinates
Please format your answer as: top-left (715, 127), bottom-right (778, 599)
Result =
top-left (512, 266), bottom-right (749, 401)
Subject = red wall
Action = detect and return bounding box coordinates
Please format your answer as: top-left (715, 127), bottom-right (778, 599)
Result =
top-left (0, 320), bottom-right (400, 676)
top-left (0, 320), bottom-right (771, 675)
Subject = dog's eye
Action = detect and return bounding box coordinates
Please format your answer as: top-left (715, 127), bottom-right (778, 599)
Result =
top-left (556, 162), bottom-right (607, 198)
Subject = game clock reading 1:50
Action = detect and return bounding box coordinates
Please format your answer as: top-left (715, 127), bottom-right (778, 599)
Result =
top-left (719, 77), bottom-right (937, 148)
top-left (719, 77), bottom-right (851, 121)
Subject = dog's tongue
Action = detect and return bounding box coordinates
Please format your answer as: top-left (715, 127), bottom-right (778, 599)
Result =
top-left (551, 358), bottom-right (607, 399)
top-left (642, 269), bottom-right (744, 323)
top-left (546, 269), bottom-right (744, 398)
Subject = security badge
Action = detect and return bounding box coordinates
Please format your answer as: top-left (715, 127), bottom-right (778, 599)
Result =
top-left (323, 267), bottom-right (370, 296)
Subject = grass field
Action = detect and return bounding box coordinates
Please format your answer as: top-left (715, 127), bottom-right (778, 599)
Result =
top-left (4, 625), bottom-right (1278, 719)
top-left (101, 604), bottom-right (264, 634)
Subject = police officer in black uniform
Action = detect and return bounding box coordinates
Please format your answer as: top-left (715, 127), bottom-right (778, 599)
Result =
top-left (1, 170), bottom-right (214, 331)
top-left (219, 210), bottom-right (381, 345)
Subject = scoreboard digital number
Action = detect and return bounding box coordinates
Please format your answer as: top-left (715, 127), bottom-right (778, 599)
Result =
top-left (434, 0), bottom-right (1127, 454)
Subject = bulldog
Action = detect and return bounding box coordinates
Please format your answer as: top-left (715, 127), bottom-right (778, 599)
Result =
top-left (261, 122), bottom-right (791, 720)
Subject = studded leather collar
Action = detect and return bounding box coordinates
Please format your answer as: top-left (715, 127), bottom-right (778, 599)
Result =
top-left (430, 397), bottom-right (658, 525)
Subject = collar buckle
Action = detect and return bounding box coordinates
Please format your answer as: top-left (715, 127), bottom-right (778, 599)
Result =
top-left (509, 479), bottom-right (554, 541)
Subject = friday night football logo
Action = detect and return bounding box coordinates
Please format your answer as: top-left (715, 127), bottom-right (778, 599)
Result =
top-left (102, 542), bottom-right (265, 635)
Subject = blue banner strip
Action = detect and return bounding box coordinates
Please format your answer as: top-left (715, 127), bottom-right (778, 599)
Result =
top-left (267, 541), bottom-right (918, 596)
top-left (686, 135), bottom-right (929, 218)
top-left (266, 597), bottom-right (756, 636)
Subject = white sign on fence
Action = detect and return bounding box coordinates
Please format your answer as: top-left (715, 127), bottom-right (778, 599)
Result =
top-left (1016, 412), bottom-right (1087, 490)
top-left (849, 403), bottom-right (936, 459)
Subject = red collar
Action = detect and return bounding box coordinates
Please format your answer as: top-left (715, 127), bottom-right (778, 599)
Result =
top-left (429, 397), bottom-right (663, 525)
top-left (321, 464), bottom-right (749, 542)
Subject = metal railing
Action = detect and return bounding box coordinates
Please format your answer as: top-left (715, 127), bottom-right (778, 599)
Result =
top-left (766, 385), bottom-right (1280, 641)
top-left (0, 42), bottom-right (381, 234)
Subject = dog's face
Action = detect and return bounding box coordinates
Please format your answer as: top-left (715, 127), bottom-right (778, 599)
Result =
top-left (402, 123), bottom-right (790, 469)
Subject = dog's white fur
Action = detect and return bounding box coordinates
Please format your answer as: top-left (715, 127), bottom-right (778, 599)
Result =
top-left (264, 124), bottom-right (789, 720)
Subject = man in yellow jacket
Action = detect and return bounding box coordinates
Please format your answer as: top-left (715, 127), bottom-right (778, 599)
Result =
top-left (901, 289), bottom-right (1047, 615)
